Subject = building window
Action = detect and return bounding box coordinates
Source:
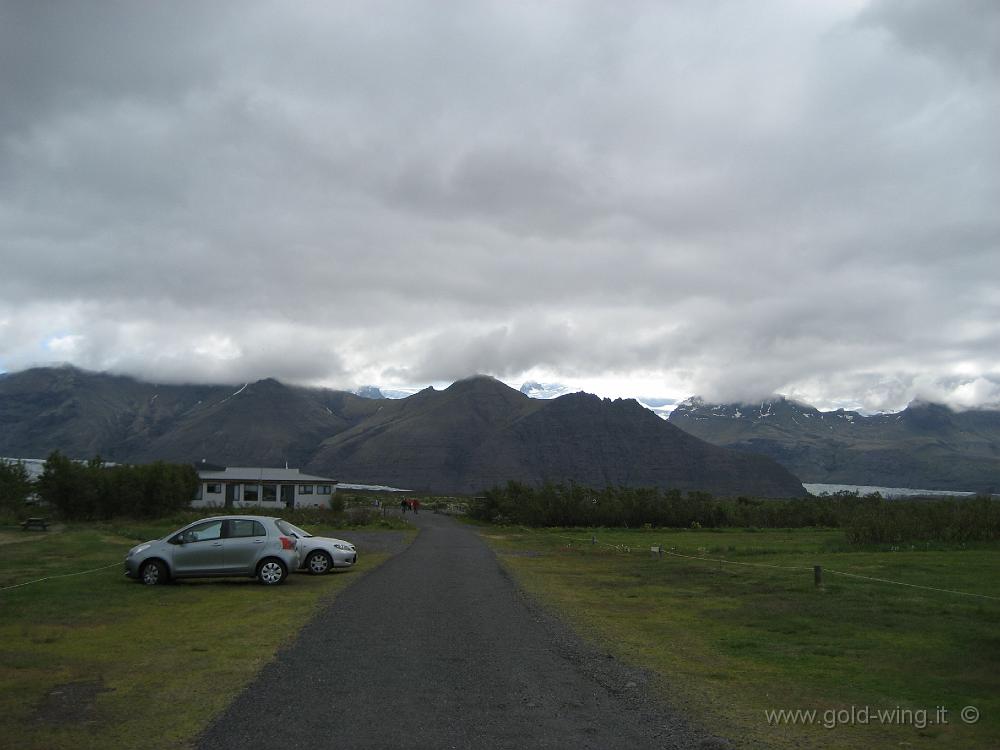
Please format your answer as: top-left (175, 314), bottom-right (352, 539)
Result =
top-left (244, 483), bottom-right (259, 502)
top-left (262, 483), bottom-right (277, 502)
top-left (317, 484), bottom-right (332, 495)
top-left (206, 483), bottom-right (222, 494)
top-left (299, 484), bottom-right (314, 494)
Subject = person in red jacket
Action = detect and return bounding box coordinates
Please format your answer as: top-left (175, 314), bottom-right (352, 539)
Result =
top-left (412, 498), bottom-right (420, 514)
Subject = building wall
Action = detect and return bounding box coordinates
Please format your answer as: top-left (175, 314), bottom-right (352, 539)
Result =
top-left (194, 480), bottom-right (336, 509)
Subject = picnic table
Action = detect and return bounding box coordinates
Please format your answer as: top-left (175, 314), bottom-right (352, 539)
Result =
top-left (20, 517), bottom-right (49, 531)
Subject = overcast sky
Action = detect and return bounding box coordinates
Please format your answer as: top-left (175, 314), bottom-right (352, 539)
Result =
top-left (1, 1), bottom-right (998, 412)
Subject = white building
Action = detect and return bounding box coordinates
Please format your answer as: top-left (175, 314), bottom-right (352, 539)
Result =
top-left (194, 467), bottom-right (338, 510)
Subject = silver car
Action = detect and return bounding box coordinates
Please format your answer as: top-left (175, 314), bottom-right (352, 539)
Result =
top-left (278, 521), bottom-right (358, 574)
top-left (124, 515), bottom-right (301, 586)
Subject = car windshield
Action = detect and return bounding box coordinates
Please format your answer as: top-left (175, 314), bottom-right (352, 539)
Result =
top-left (276, 519), bottom-right (312, 538)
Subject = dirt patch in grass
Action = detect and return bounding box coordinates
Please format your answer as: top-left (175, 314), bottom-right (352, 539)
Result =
top-left (34, 680), bottom-right (113, 726)
top-left (0, 528), bottom-right (65, 546)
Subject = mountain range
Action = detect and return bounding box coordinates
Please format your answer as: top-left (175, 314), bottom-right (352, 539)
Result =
top-left (0, 367), bottom-right (804, 497)
top-left (669, 396), bottom-right (1000, 492)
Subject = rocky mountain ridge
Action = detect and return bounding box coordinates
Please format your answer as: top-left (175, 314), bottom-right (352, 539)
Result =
top-left (0, 366), bottom-right (804, 497)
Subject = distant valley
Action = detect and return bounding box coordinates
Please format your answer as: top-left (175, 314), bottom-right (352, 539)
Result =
top-left (669, 396), bottom-right (1000, 493)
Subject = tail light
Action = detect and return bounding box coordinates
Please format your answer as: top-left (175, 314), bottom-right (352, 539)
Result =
top-left (280, 536), bottom-right (296, 550)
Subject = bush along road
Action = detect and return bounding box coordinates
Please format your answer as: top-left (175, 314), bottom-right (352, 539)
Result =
top-left (196, 511), bottom-right (723, 749)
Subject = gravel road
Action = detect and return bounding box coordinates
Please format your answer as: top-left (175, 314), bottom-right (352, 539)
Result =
top-left (196, 512), bottom-right (726, 749)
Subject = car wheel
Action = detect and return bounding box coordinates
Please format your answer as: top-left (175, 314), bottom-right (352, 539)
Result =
top-left (306, 551), bottom-right (332, 575)
top-left (140, 560), bottom-right (167, 586)
top-left (257, 558), bottom-right (287, 585)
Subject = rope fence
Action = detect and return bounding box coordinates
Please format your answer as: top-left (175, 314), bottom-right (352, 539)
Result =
top-left (0, 562), bottom-right (121, 592)
top-left (545, 533), bottom-right (1000, 602)
top-left (821, 567), bottom-right (1000, 601)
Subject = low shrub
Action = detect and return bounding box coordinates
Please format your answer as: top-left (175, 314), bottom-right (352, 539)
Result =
top-left (470, 481), bottom-right (1000, 543)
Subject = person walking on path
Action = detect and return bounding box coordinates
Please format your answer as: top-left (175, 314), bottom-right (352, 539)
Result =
top-left (400, 498), bottom-right (409, 513)
top-left (412, 498), bottom-right (420, 514)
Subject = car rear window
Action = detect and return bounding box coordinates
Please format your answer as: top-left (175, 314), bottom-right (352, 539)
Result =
top-left (229, 519), bottom-right (266, 538)
top-left (282, 521), bottom-right (311, 538)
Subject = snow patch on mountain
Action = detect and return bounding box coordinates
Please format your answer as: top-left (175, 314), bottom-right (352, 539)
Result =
top-left (636, 397), bottom-right (678, 419)
top-left (519, 381), bottom-right (571, 399)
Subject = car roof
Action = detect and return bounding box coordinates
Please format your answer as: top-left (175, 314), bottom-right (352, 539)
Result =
top-left (194, 515), bottom-right (282, 522)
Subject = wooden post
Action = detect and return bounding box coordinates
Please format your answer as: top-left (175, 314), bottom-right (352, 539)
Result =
top-left (814, 565), bottom-right (823, 588)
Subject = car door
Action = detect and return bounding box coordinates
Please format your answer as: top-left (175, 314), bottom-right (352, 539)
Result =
top-left (224, 518), bottom-right (268, 573)
top-left (170, 519), bottom-right (225, 576)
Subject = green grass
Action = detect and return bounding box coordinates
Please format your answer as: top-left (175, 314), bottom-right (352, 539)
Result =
top-left (0, 517), bottom-right (413, 749)
top-left (481, 527), bottom-right (1000, 749)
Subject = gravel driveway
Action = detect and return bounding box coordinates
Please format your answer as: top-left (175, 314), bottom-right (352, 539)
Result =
top-left (335, 529), bottom-right (411, 555)
top-left (196, 512), bottom-right (725, 749)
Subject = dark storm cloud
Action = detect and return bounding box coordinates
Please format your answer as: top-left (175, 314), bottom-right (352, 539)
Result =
top-left (858, 0), bottom-right (1000, 79)
top-left (1, 1), bottom-right (997, 410)
top-left (0, 2), bottom-right (229, 132)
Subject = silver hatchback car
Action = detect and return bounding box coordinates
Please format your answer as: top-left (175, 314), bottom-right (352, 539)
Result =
top-left (278, 521), bottom-right (358, 574)
top-left (124, 515), bottom-right (301, 586)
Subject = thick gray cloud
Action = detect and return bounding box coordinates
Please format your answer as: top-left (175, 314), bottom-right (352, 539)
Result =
top-left (1, 0), bottom-right (997, 412)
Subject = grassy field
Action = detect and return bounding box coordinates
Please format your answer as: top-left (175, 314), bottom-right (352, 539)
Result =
top-left (480, 526), bottom-right (1000, 749)
top-left (0, 515), bottom-right (413, 750)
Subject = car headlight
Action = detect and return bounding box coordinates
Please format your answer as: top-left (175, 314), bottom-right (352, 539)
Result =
top-left (128, 543), bottom-right (151, 558)
top-left (333, 543), bottom-right (354, 551)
